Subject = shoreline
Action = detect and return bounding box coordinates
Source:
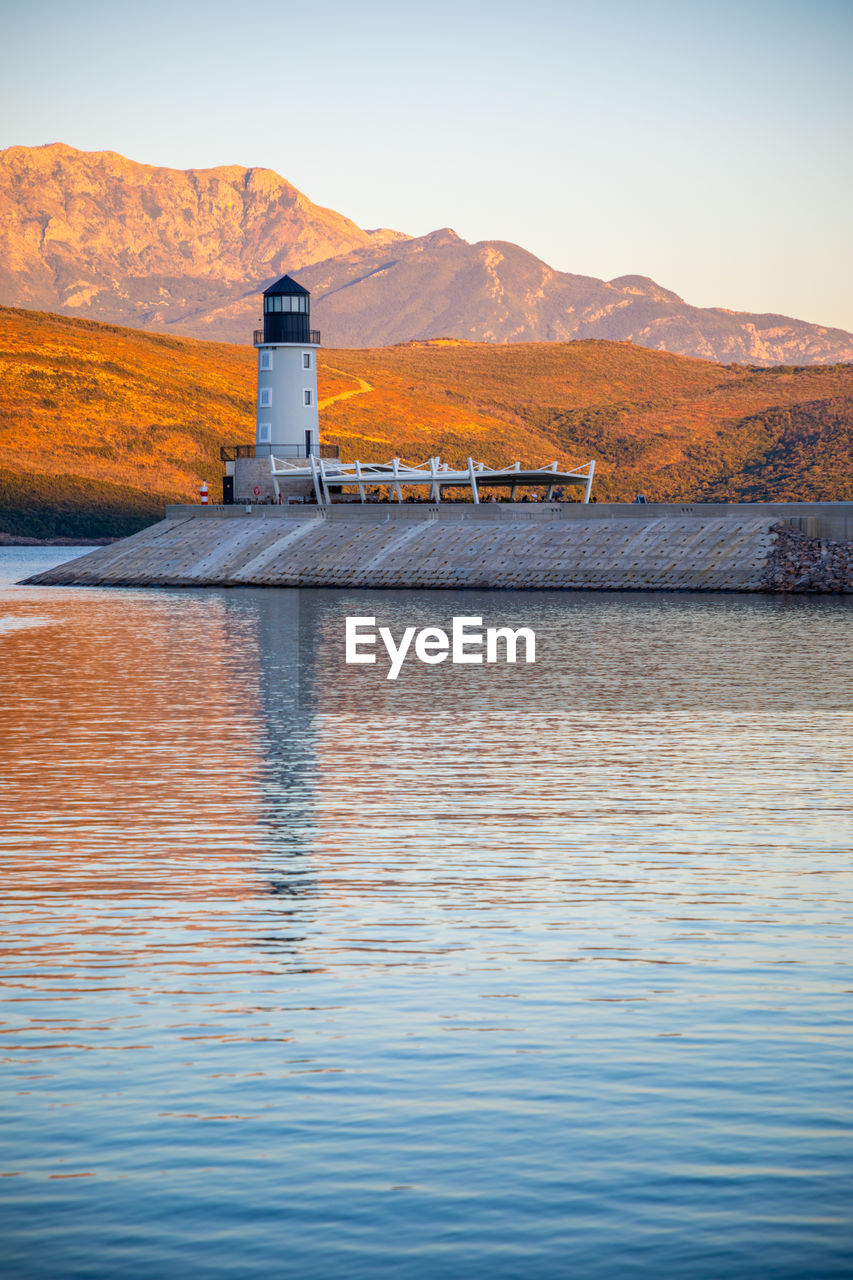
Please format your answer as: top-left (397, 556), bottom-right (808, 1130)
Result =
top-left (0, 534), bottom-right (117, 547)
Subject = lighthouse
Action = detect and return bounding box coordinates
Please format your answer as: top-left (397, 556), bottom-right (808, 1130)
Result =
top-left (253, 275), bottom-right (320, 459)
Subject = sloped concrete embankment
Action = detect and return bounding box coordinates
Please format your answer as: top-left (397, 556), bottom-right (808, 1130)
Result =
top-left (24, 511), bottom-right (852, 592)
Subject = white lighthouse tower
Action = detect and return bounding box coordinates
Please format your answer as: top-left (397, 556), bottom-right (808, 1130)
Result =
top-left (253, 275), bottom-right (320, 459)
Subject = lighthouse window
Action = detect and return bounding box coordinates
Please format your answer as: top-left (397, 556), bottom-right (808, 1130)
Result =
top-left (303, 389), bottom-right (312, 406)
top-left (263, 294), bottom-right (308, 313)
top-left (302, 353), bottom-right (311, 369)
top-left (258, 423), bottom-right (271, 443)
top-left (260, 351), bottom-right (273, 371)
top-left (259, 388), bottom-right (272, 407)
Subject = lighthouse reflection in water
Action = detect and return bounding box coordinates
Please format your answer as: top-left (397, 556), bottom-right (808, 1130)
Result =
top-left (1, 550), bottom-right (852, 1280)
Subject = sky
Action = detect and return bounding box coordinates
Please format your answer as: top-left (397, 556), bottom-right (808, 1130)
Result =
top-left (2, 0), bottom-right (852, 330)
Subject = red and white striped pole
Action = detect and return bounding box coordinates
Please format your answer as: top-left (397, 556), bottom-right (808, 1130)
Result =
top-left (200, 480), bottom-right (209, 505)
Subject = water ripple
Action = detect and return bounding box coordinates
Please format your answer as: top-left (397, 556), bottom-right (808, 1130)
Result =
top-left (1, 550), bottom-right (851, 1279)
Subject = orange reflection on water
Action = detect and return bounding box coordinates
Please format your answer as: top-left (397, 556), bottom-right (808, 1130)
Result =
top-left (0, 589), bottom-right (271, 971)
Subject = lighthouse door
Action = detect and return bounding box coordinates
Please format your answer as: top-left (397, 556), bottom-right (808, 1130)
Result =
top-left (305, 430), bottom-right (312, 458)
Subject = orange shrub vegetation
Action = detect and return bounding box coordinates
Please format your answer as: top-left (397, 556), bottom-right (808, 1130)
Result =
top-left (1, 310), bottom-right (851, 535)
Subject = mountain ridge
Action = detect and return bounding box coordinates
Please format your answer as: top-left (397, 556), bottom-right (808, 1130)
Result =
top-left (1, 143), bottom-right (852, 366)
top-left (0, 141), bottom-right (405, 330)
top-left (293, 233), bottom-right (853, 364)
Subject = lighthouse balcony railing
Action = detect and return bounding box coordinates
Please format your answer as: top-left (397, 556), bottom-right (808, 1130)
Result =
top-left (220, 443), bottom-right (339, 462)
top-left (253, 329), bottom-right (321, 347)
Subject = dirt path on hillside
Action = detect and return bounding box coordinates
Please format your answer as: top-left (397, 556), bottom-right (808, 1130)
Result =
top-left (319, 365), bottom-right (374, 409)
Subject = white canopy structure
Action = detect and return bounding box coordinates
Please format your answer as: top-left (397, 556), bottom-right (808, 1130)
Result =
top-left (270, 455), bottom-right (596, 505)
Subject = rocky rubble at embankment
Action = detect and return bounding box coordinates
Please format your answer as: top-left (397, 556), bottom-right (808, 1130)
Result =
top-left (766, 525), bottom-right (853, 593)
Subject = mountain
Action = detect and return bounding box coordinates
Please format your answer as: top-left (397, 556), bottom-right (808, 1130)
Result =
top-left (1, 144), bottom-right (852, 366)
top-left (2, 307), bottom-right (851, 537)
top-left (0, 142), bottom-right (405, 334)
top-left (296, 231), bottom-right (853, 365)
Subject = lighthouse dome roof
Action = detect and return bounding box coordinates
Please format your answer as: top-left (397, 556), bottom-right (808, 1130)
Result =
top-left (263, 274), bottom-right (309, 297)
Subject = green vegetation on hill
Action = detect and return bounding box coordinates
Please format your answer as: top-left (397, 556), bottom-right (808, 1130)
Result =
top-left (696, 397), bottom-right (853, 501)
top-left (0, 468), bottom-right (161, 539)
top-left (0, 307), bottom-right (851, 537)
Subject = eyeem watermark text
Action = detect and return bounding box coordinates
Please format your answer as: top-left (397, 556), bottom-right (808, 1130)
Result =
top-left (345, 616), bottom-right (536, 680)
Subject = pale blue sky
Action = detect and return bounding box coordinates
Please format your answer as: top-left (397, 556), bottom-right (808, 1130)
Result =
top-left (2, 0), bottom-right (852, 330)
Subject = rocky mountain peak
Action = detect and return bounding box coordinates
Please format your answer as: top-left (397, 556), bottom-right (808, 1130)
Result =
top-left (1, 144), bottom-right (850, 365)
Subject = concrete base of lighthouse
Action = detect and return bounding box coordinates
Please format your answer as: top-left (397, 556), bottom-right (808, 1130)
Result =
top-left (232, 457), bottom-right (312, 505)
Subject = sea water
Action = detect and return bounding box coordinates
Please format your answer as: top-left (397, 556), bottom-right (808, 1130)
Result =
top-left (1, 547), bottom-right (851, 1279)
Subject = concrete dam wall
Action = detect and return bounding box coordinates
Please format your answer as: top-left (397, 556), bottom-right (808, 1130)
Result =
top-left (26, 502), bottom-right (853, 593)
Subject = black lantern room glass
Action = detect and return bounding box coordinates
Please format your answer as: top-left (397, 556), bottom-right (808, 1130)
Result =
top-left (262, 277), bottom-right (311, 343)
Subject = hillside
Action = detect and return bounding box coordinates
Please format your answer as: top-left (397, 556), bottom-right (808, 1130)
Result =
top-left (0, 307), bottom-right (254, 536)
top-left (0, 307), bottom-right (850, 536)
top-left (2, 144), bottom-right (852, 367)
top-left (316, 341), bottom-right (853, 503)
